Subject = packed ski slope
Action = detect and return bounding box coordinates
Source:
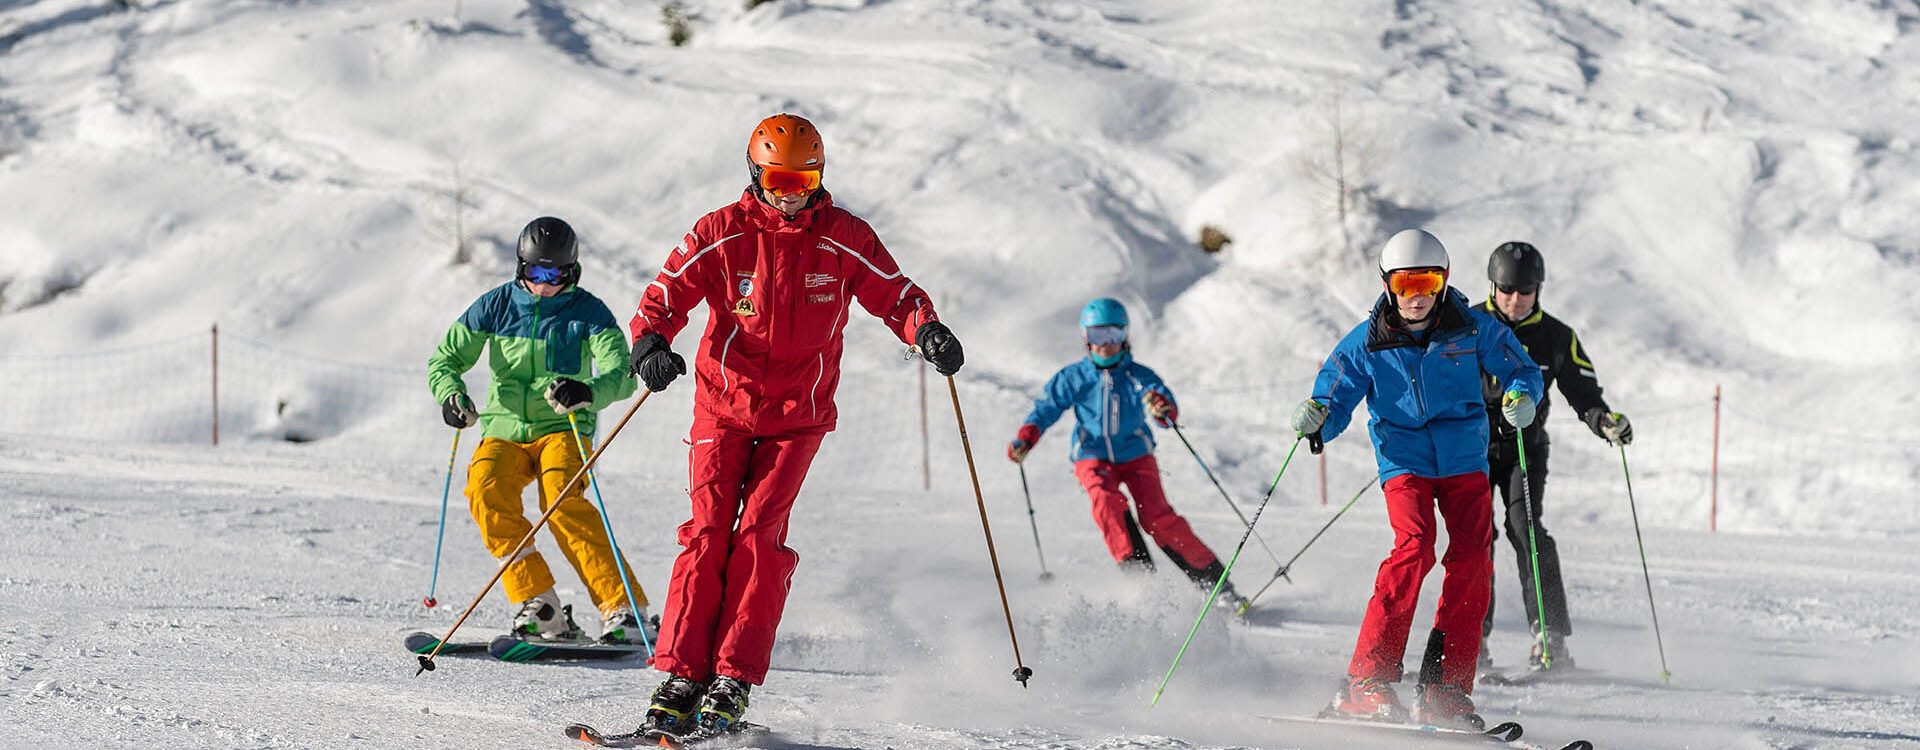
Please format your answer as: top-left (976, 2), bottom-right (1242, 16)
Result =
top-left (2, 0), bottom-right (1918, 748)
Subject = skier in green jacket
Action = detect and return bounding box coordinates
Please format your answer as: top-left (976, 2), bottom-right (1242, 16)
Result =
top-left (427, 216), bottom-right (648, 643)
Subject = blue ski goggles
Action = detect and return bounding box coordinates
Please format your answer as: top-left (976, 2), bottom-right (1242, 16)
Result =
top-left (1084, 325), bottom-right (1127, 347)
top-left (524, 263), bottom-right (567, 285)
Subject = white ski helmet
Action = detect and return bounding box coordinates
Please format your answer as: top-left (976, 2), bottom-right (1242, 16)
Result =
top-left (1378, 229), bottom-right (1450, 276)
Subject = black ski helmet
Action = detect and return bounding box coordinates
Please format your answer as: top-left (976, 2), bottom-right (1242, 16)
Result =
top-left (517, 216), bottom-right (580, 286)
top-left (1487, 241), bottom-right (1545, 292)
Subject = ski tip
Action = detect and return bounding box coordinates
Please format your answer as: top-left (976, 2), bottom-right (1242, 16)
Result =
top-left (562, 723), bottom-right (602, 745)
top-left (1558, 742), bottom-right (1594, 750)
top-left (1484, 720), bottom-right (1523, 741)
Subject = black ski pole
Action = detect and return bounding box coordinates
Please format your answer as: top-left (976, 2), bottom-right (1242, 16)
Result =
top-left (1016, 462), bottom-right (1053, 583)
top-left (1618, 443), bottom-right (1672, 683)
top-left (1168, 421), bottom-right (1283, 570)
top-left (944, 375), bottom-right (1034, 687)
top-left (1244, 475), bottom-right (1377, 607)
top-left (414, 390), bottom-right (651, 676)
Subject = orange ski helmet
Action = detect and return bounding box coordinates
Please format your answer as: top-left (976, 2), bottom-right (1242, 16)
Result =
top-left (747, 114), bottom-right (824, 172)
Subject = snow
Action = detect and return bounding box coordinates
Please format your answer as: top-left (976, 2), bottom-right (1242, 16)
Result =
top-left (2, 0), bottom-right (1918, 748)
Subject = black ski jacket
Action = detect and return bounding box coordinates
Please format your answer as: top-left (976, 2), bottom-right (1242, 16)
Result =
top-left (1476, 301), bottom-right (1612, 463)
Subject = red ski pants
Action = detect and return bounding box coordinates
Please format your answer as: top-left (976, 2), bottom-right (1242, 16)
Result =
top-left (1347, 472), bottom-right (1493, 691)
top-left (653, 420), bottom-right (824, 685)
top-left (1074, 455), bottom-right (1218, 570)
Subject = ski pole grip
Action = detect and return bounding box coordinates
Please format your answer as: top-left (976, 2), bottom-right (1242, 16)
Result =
top-left (1307, 432), bottom-right (1324, 455)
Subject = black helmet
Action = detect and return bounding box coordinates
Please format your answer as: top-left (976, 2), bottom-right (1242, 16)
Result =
top-left (1487, 241), bottom-right (1545, 292)
top-left (517, 216), bottom-right (580, 286)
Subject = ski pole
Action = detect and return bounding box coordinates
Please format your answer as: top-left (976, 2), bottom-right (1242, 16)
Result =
top-left (1516, 436), bottom-right (1553, 669)
top-left (1168, 421), bottom-right (1283, 570)
top-left (944, 374), bottom-right (1034, 687)
top-left (1151, 435), bottom-right (1305, 707)
top-left (423, 429), bottom-right (462, 608)
top-left (1618, 443), bottom-right (1672, 684)
top-left (1016, 462), bottom-right (1053, 583)
top-left (568, 412), bottom-right (654, 659)
top-left (1244, 475), bottom-right (1377, 607)
top-left (416, 390), bottom-right (651, 675)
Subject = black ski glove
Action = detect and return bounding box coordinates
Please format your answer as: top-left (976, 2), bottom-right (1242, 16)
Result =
top-left (630, 332), bottom-right (686, 393)
top-left (441, 393), bottom-right (478, 429)
top-left (544, 378), bottom-right (593, 414)
top-left (915, 321), bottom-right (964, 376)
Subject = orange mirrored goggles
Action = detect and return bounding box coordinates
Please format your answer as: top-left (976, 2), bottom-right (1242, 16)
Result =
top-left (758, 169), bottom-right (822, 197)
top-left (1386, 268), bottom-right (1448, 297)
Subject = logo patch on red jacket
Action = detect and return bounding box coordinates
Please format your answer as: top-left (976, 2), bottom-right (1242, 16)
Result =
top-left (733, 298), bottom-right (757, 316)
top-left (808, 293), bottom-right (836, 304)
top-left (805, 273), bottom-right (836, 288)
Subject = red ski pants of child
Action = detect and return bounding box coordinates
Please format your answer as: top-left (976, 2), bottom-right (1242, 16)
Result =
top-left (653, 420), bottom-right (824, 686)
top-left (1074, 454), bottom-right (1218, 570)
top-left (1347, 472), bottom-right (1493, 691)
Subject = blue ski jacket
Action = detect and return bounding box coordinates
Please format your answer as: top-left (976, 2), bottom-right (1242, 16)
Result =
top-left (1312, 289), bottom-right (1544, 483)
top-left (1021, 353), bottom-right (1174, 464)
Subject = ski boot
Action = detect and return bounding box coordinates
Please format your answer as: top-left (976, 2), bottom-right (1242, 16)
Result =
top-left (639, 675), bottom-right (705, 737)
top-left (598, 606), bottom-right (658, 645)
top-left (1530, 631), bottom-right (1574, 672)
top-left (695, 675), bottom-right (752, 733)
top-left (1327, 676), bottom-right (1409, 722)
top-left (1214, 582), bottom-right (1252, 617)
top-left (1414, 682), bottom-right (1484, 730)
top-left (511, 590), bottom-right (583, 641)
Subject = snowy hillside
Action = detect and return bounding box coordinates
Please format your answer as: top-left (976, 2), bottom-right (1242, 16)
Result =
top-left (2, 1), bottom-right (1918, 748)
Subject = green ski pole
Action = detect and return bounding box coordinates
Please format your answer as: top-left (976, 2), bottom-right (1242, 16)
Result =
top-left (1151, 435), bottom-right (1304, 706)
top-left (1244, 475), bottom-right (1377, 607)
top-left (1515, 436), bottom-right (1552, 669)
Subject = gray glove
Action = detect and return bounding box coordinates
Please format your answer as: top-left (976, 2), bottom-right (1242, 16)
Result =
top-left (1584, 408), bottom-right (1633, 446)
top-left (1501, 390), bottom-right (1536, 429)
top-left (1291, 399), bottom-right (1329, 436)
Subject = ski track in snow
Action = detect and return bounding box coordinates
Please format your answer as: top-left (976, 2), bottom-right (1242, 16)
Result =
top-left (2, 0), bottom-right (1919, 748)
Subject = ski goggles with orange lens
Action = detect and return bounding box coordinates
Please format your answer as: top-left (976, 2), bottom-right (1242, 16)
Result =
top-left (1386, 268), bottom-right (1448, 298)
top-left (758, 169), bottom-right (822, 197)
top-left (1084, 325), bottom-right (1127, 347)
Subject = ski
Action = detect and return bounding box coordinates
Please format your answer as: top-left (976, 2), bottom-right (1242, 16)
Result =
top-left (1260, 714), bottom-right (1592, 750)
top-left (403, 630), bottom-right (490, 655)
top-left (1479, 666), bottom-right (1589, 687)
top-left (488, 634), bottom-right (651, 663)
top-left (1263, 713), bottom-right (1520, 743)
top-left (564, 721), bottom-right (770, 748)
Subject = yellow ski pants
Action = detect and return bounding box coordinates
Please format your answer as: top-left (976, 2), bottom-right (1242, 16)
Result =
top-left (466, 431), bottom-right (646, 614)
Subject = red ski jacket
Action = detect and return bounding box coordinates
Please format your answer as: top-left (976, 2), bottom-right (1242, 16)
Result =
top-left (631, 189), bottom-right (939, 434)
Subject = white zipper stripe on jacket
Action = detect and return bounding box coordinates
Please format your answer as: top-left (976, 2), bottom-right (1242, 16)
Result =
top-left (810, 352), bottom-right (825, 421)
top-left (718, 326), bottom-right (740, 391)
top-left (640, 232), bottom-right (741, 326)
top-left (819, 235), bottom-right (905, 279)
top-left (1102, 369), bottom-right (1117, 462)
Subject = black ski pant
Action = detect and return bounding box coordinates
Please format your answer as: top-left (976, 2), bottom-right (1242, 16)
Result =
top-left (1482, 444), bottom-right (1573, 638)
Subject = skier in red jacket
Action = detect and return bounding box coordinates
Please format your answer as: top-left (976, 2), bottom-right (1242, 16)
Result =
top-left (625, 114), bottom-right (964, 740)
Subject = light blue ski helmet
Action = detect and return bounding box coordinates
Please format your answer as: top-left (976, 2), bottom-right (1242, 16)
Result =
top-left (1079, 298), bottom-right (1129, 329)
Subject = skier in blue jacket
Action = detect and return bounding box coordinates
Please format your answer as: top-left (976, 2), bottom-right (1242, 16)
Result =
top-left (1008, 298), bottom-right (1248, 610)
top-left (1290, 230), bottom-right (1544, 728)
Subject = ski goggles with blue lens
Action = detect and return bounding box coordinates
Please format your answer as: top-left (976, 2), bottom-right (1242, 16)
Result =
top-left (523, 263), bottom-right (567, 285)
top-left (1084, 325), bottom-right (1127, 347)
